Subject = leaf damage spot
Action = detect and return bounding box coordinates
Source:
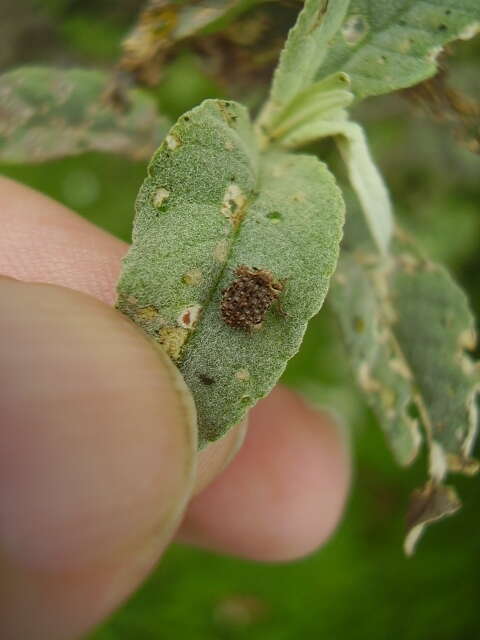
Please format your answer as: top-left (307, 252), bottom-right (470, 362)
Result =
top-left (389, 357), bottom-right (412, 380)
top-left (135, 305), bottom-right (159, 322)
top-left (404, 482), bottom-right (461, 556)
top-left (426, 45), bottom-right (443, 63)
top-left (157, 327), bottom-right (189, 360)
top-left (358, 362), bottom-right (380, 393)
top-left (166, 133), bottom-right (181, 150)
top-left (182, 269), bottom-right (203, 286)
top-left (292, 192), bottom-right (306, 203)
top-left (214, 238), bottom-right (229, 262)
top-left (221, 183), bottom-right (247, 227)
top-left (458, 21), bottom-right (480, 40)
top-left (217, 100), bottom-right (239, 127)
top-left (235, 368), bottom-right (250, 382)
top-left (153, 187), bottom-right (170, 208)
top-left (341, 15), bottom-right (369, 46)
top-left (178, 304), bottom-right (202, 329)
top-left (429, 440), bottom-right (448, 482)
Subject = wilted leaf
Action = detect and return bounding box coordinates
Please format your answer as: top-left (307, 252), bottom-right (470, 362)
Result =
top-left (117, 99), bottom-right (344, 447)
top-left (404, 481), bottom-right (461, 556)
top-left (318, 0), bottom-right (480, 101)
top-left (0, 66), bottom-right (170, 164)
top-left (330, 229), bottom-right (479, 550)
top-left (119, 0), bottom-right (267, 85)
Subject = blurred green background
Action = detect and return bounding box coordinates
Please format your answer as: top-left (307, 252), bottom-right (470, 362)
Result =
top-left (1, 2), bottom-right (479, 638)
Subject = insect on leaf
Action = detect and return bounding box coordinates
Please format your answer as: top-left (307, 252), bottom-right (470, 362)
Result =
top-left (0, 66), bottom-right (170, 164)
top-left (318, 0), bottom-right (480, 101)
top-left (117, 99), bottom-right (345, 447)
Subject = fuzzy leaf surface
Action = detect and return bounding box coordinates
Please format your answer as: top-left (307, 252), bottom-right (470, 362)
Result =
top-left (0, 66), bottom-right (169, 164)
top-left (330, 251), bottom-right (421, 467)
top-left (117, 99), bottom-right (344, 447)
top-left (318, 0), bottom-right (480, 100)
top-left (330, 231), bottom-right (479, 551)
top-left (258, 0), bottom-right (351, 129)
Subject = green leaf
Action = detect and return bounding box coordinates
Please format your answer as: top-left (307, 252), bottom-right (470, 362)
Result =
top-left (257, 0), bottom-right (351, 130)
top-left (117, 99), bottom-right (345, 447)
top-left (391, 234), bottom-right (479, 478)
top-left (0, 66), bottom-right (170, 164)
top-left (330, 230), bottom-right (479, 552)
top-left (318, 0), bottom-right (480, 101)
top-left (330, 251), bottom-right (422, 467)
top-left (278, 117), bottom-right (393, 255)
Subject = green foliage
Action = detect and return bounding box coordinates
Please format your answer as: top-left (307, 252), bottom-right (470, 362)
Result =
top-left (331, 227), bottom-right (479, 551)
top-left (112, 0), bottom-right (480, 541)
top-left (3, 6), bottom-right (480, 629)
top-left (319, 0), bottom-right (480, 100)
top-left (0, 66), bottom-right (170, 163)
top-left (330, 251), bottom-right (421, 467)
top-left (261, 0), bottom-right (351, 125)
top-left (117, 99), bottom-right (344, 446)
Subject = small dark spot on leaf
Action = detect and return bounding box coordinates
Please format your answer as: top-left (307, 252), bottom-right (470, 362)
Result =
top-left (407, 401), bottom-right (420, 421)
top-left (199, 373), bottom-right (215, 385)
top-left (438, 23), bottom-right (448, 31)
top-left (266, 211), bottom-right (282, 222)
top-left (445, 9), bottom-right (451, 15)
top-left (183, 116), bottom-right (190, 121)
top-left (230, 175), bottom-right (236, 181)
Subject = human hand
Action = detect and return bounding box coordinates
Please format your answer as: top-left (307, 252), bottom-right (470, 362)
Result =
top-left (0, 176), bottom-right (350, 640)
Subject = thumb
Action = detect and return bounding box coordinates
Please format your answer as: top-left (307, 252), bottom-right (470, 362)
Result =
top-left (0, 276), bottom-right (197, 640)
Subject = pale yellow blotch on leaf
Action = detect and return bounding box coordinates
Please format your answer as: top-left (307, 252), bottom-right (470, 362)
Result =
top-left (235, 368), bottom-right (250, 382)
top-left (166, 133), bottom-right (181, 150)
top-left (221, 183), bottom-right (246, 227)
top-left (157, 327), bottom-right (189, 360)
top-left (154, 187), bottom-right (170, 207)
top-left (182, 269), bottom-right (203, 285)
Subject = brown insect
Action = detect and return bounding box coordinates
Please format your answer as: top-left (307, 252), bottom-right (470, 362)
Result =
top-left (221, 265), bottom-right (285, 331)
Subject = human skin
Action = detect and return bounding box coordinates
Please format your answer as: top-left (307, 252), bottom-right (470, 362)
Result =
top-left (0, 176), bottom-right (351, 640)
